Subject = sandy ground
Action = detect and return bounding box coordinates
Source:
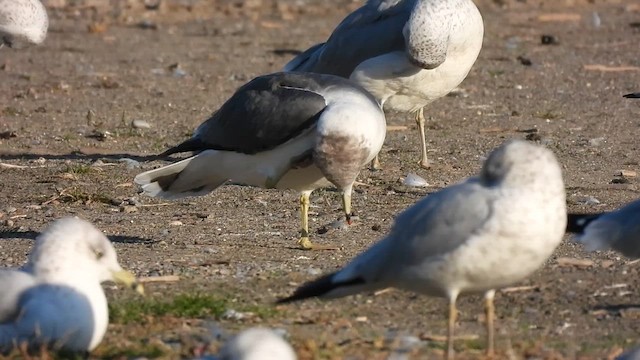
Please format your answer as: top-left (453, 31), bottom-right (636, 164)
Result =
top-left (1, 0), bottom-right (640, 358)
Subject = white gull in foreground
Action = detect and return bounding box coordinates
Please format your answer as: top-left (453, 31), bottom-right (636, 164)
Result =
top-left (219, 328), bottom-right (296, 360)
top-left (284, 0), bottom-right (484, 169)
top-left (0, 217), bottom-right (143, 354)
top-left (0, 0), bottom-right (48, 48)
top-left (277, 139), bottom-right (566, 359)
top-left (135, 72), bottom-right (386, 250)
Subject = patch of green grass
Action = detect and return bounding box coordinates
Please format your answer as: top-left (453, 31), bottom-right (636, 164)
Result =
top-left (64, 164), bottom-right (92, 174)
top-left (2, 106), bottom-right (22, 116)
top-left (533, 110), bottom-right (563, 120)
top-left (109, 293), bottom-right (281, 325)
top-left (109, 293), bottom-right (229, 324)
top-left (95, 343), bottom-right (166, 359)
top-left (58, 188), bottom-right (111, 205)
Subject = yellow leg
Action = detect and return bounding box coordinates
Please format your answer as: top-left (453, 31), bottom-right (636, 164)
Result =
top-left (297, 192), bottom-right (312, 249)
top-left (415, 107), bottom-right (430, 169)
top-left (485, 290), bottom-right (496, 357)
top-left (447, 295), bottom-right (458, 360)
top-left (297, 192), bottom-right (337, 250)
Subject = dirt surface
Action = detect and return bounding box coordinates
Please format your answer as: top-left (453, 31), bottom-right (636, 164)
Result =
top-left (1, 0), bottom-right (640, 359)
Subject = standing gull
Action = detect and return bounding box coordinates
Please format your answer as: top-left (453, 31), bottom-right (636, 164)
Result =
top-left (277, 140), bottom-right (566, 359)
top-left (0, 0), bottom-right (48, 48)
top-left (567, 199), bottom-right (640, 258)
top-left (283, 0), bottom-right (484, 169)
top-left (134, 72), bottom-right (386, 250)
top-left (0, 217), bottom-right (143, 354)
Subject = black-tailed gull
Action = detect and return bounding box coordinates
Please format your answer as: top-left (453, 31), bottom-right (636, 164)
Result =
top-left (277, 139), bottom-right (566, 359)
top-left (567, 200), bottom-right (640, 258)
top-left (134, 72), bottom-right (386, 250)
top-left (0, 217), bottom-right (143, 354)
top-left (219, 327), bottom-right (296, 360)
top-left (283, 0), bottom-right (484, 169)
top-left (0, 0), bottom-right (48, 48)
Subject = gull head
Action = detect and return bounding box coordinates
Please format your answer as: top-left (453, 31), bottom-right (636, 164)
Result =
top-left (0, 0), bottom-right (49, 48)
top-left (27, 217), bottom-right (143, 294)
top-left (220, 328), bottom-right (296, 360)
top-left (480, 139), bottom-right (562, 188)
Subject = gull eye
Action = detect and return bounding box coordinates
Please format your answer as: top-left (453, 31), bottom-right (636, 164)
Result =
top-left (93, 249), bottom-right (104, 260)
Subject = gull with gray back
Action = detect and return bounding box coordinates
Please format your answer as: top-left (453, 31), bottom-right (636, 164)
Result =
top-left (283, 0), bottom-right (484, 169)
top-left (277, 140), bottom-right (566, 359)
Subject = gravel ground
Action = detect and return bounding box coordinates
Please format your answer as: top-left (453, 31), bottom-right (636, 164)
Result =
top-left (1, 0), bottom-right (640, 358)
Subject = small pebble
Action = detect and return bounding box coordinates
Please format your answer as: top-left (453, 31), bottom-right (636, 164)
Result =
top-left (119, 158), bottom-right (141, 169)
top-left (402, 173), bottom-right (429, 187)
top-left (131, 119), bottom-right (151, 129)
top-left (170, 220), bottom-right (184, 226)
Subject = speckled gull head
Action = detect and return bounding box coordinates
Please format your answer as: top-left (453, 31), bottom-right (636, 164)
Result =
top-left (27, 217), bottom-right (141, 290)
top-left (479, 139), bottom-right (563, 190)
top-left (219, 328), bottom-right (296, 360)
top-left (0, 0), bottom-right (48, 48)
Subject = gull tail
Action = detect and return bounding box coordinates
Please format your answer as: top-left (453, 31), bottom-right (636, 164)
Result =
top-left (623, 92), bottom-right (640, 99)
top-left (566, 213), bottom-right (602, 234)
top-left (566, 213), bottom-right (612, 251)
top-left (276, 272), bottom-right (366, 304)
top-left (134, 151), bottom-right (228, 199)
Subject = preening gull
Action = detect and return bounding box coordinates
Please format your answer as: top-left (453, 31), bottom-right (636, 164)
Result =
top-left (0, 217), bottom-right (143, 354)
top-left (219, 328), bottom-right (296, 360)
top-left (0, 0), bottom-right (48, 48)
top-left (567, 199), bottom-right (640, 258)
top-left (134, 72), bottom-right (386, 250)
top-left (283, 0), bottom-right (484, 169)
top-left (277, 140), bottom-right (566, 359)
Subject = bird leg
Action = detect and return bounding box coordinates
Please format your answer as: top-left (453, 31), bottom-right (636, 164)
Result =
top-left (297, 192), bottom-right (337, 250)
top-left (370, 155), bottom-right (381, 171)
top-left (447, 296), bottom-right (458, 360)
top-left (484, 290), bottom-right (496, 357)
top-left (342, 190), bottom-right (354, 225)
top-left (415, 107), bottom-right (430, 169)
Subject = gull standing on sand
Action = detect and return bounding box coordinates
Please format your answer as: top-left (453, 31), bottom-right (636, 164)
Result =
top-left (0, 0), bottom-right (48, 48)
top-left (0, 217), bottom-right (143, 354)
top-left (278, 140), bottom-right (567, 359)
top-left (284, 0), bottom-right (484, 169)
top-left (567, 200), bottom-right (640, 258)
top-left (135, 72), bottom-right (386, 250)
top-left (219, 328), bottom-right (296, 360)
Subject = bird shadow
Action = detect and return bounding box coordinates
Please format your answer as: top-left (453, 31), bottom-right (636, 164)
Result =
top-left (0, 151), bottom-right (161, 162)
top-left (271, 49), bottom-right (303, 57)
top-left (592, 304), bottom-right (640, 312)
top-left (0, 228), bottom-right (157, 245)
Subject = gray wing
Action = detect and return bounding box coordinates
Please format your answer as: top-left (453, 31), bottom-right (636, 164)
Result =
top-left (0, 269), bottom-right (36, 322)
top-left (161, 72), bottom-right (333, 157)
top-left (336, 180), bottom-right (492, 283)
top-left (284, 0), bottom-right (414, 77)
top-left (388, 180), bottom-right (492, 265)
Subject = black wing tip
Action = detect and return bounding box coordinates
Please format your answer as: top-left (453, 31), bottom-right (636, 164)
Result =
top-left (623, 92), bottom-right (640, 99)
top-left (275, 272), bottom-right (366, 305)
top-left (566, 213), bottom-right (603, 234)
top-left (158, 138), bottom-right (205, 158)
